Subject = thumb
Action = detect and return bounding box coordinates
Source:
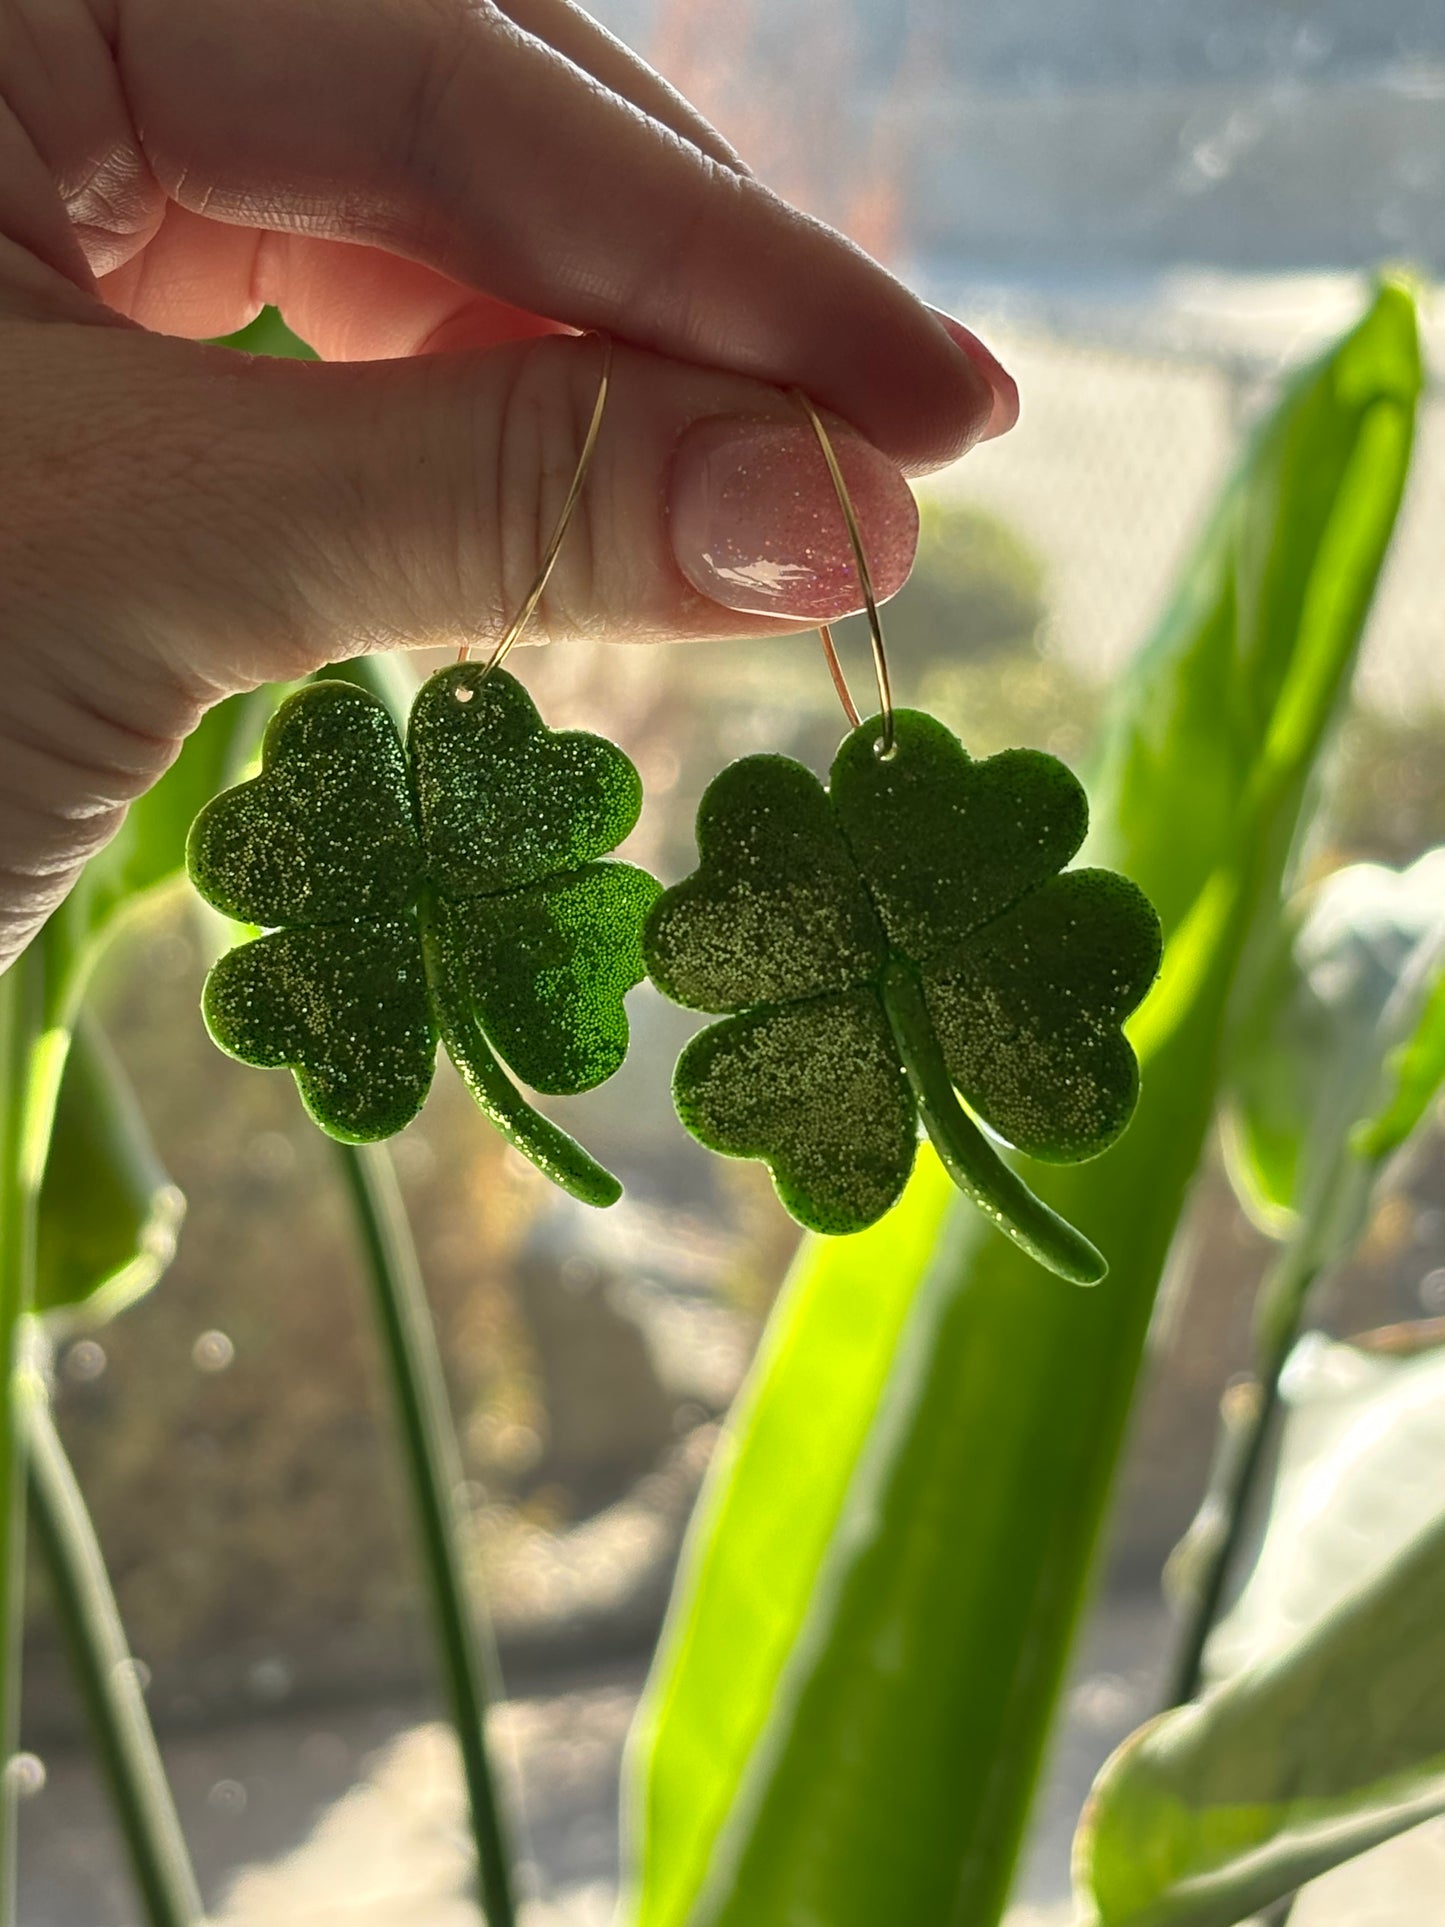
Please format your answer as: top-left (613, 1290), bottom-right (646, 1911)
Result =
top-left (83, 328), bottom-right (921, 703)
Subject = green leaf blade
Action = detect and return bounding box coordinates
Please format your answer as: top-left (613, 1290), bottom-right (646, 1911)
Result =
top-left (1077, 1341), bottom-right (1445, 1927)
top-left (1354, 955), bottom-right (1445, 1162)
top-left (36, 1018), bottom-right (184, 1328)
top-left (623, 1149), bottom-right (956, 1927)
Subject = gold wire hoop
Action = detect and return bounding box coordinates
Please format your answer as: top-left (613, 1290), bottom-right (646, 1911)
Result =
top-left (792, 389), bottom-right (896, 756)
top-left (459, 333), bottom-right (615, 671)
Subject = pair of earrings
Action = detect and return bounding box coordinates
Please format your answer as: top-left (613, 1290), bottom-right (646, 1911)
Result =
top-left (186, 341), bottom-right (1161, 1282)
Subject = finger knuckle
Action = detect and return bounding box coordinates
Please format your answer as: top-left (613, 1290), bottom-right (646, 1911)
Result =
top-left (486, 336), bottom-right (605, 648)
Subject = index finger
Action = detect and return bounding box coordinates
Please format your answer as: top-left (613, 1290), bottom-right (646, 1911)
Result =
top-left (112, 0), bottom-right (995, 469)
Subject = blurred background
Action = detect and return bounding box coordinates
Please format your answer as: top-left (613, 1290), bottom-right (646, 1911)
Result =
top-left (19, 2), bottom-right (1445, 1922)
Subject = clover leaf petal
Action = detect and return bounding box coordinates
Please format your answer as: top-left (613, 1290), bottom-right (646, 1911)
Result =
top-left (673, 990), bottom-right (917, 1235)
top-left (188, 681), bottom-right (421, 927)
top-left (645, 754), bottom-right (886, 1014)
top-left (829, 710), bottom-right (1088, 963)
top-left (921, 869), bottom-right (1162, 1163)
top-left (202, 919), bottom-right (436, 1142)
top-left (431, 861), bottom-right (661, 1095)
top-left (409, 664), bottom-right (643, 898)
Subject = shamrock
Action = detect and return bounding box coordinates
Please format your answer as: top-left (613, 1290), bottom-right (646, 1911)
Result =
top-left (187, 664), bottom-right (659, 1207)
top-left (644, 709), bottom-right (1162, 1281)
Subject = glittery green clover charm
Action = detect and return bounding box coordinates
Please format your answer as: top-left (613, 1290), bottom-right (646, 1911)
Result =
top-left (645, 709), bottom-right (1162, 1281)
top-left (187, 665), bottom-right (660, 1207)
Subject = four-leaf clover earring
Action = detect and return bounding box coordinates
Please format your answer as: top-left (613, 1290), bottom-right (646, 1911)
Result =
top-left (187, 338), bottom-right (659, 1208)
top-left (644, 393), bottom-right (1163, 1282)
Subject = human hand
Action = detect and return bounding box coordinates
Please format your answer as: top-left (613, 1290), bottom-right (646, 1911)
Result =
top-left (0, 0), bottom-right (1016, 967)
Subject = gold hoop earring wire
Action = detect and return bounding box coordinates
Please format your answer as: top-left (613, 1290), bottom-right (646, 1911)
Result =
top-left (458, 334), bottom-right (614, 670)
top-left (792, 389), bottom-right (896, 757)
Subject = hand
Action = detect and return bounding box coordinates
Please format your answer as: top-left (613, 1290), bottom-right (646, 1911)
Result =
top-left (0, 0), bottom-right (1016, 968)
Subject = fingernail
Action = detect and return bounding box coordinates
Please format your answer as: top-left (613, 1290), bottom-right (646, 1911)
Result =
top-left (668, 418), bottom-right (919, 621)
top-left (928, 309), bottom-right (1019, 441)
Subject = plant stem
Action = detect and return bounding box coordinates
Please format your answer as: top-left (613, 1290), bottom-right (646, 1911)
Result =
top-left (1162, 1355), bottom-right (1286, 1709)
top-left (22, 1362), bottom-right (202, 1924)
top-left (1163, 1133), bottom-right (1382, 1715)
top-left (334, 1142), bottom-right (518, 1926)
top-left (0, 945), bottom-right (68, 1919)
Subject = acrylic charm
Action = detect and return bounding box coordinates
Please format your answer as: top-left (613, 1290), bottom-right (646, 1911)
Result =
top-left (187, 339), bottom-right (656, 1207)
top-left (645, 391), bottom-right (1162, 1280)
top-left (646, 714), bottom-right (1159, 1277)
top-left (189, 666), bottom-right (657, 1204)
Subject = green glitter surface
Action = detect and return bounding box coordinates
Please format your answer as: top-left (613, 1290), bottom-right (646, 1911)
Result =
top-left (410, 664), bottom-right (642, 897)
top-left (188, 680), bottom-right (421, 926)
top-left (646, 709), bottom-right (1162, 1267)
top-left (674, 990), bottom-right (917, 1236)
top-left (645, 756), bottom-right (885, 1014)
top-left (188, 667), bottom-right (655, 1202)
top-left (203, 919), bottom-right (436, 1143)
top-left (431, 863), bottom-right (661, 1096)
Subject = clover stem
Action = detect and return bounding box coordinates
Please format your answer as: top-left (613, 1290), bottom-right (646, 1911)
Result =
top-left (879, 961), bottom-right (1107, 1287)
top-left (419, 911), bottom-right (621, 1208)
top-left (22, 1355), bottom-right (203, 1926)
top-left (334, 1143), bottom-right (520, 1927)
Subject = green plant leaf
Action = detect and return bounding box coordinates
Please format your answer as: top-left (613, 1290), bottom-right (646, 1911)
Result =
top-left (1209, 1334), bottom-right (1445, 1682)
top-left (624, 280), bottom-right (1421, 1927)
top-left (1224, 848), bottom-right (1445, 1240)
top-left (1075, 1336), bottom-right (1445, 1926)
top-left (35, 1017), bottom-right (184, 1329)
top-left (1354, 957), bottom-right (1445, 1163)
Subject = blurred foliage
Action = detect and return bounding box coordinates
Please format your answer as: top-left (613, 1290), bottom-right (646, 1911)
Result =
top-left (1079, 1338), bottom-right (1445, 1927)
top-left (1224, 850), bottom-right (1445, 1247)
top-left (35, 1018), bottom-right (184, 1333)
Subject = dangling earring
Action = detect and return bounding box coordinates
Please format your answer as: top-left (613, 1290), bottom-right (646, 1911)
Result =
top-left (187, 337), bottom-right (659, 1208)
top-left (644, 391), bottom-right (1162, 1282)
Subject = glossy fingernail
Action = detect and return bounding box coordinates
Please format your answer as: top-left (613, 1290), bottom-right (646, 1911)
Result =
top-left (668, 418), bottom-right (919, 620)
top-left (929, 309), bottom-right (1019, 441)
